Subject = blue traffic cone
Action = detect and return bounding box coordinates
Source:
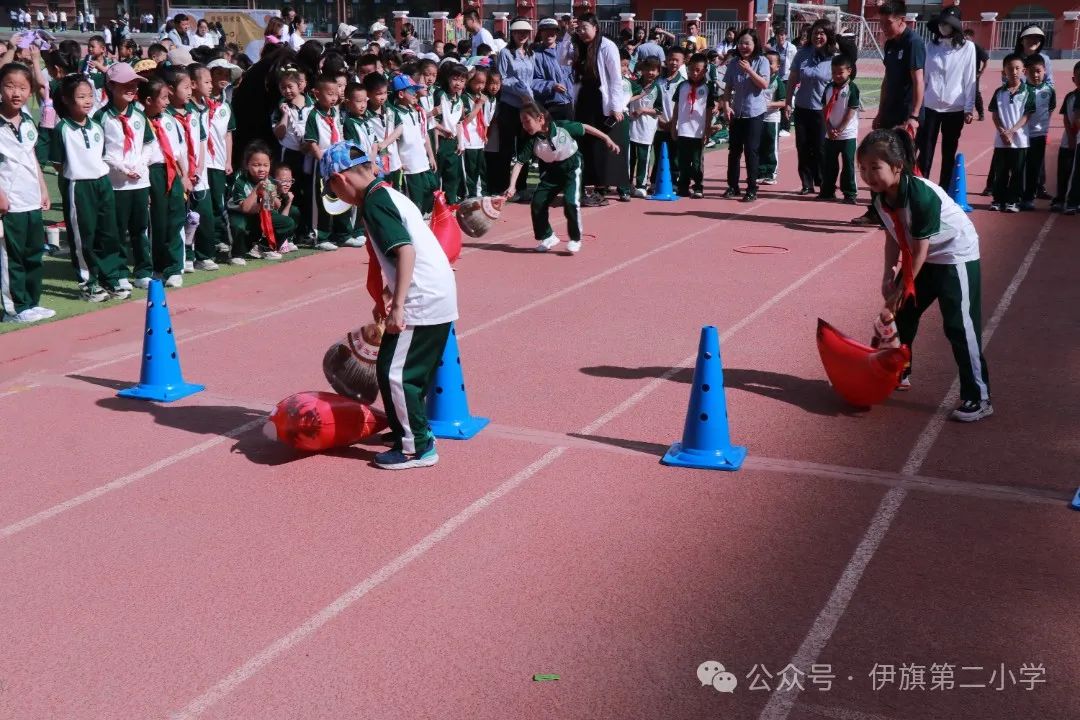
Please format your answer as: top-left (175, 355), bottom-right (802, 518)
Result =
top-left (949, 153), bottom-right (973, 212)
top-left (425, 323), bottom-right (489, 439)
top-left (661, 325), bottom-right (746, 471)
top-left (117, 279), bottom-right (204, 402)
top-left (649, 142), bottom-right (679, 201)
top-left (1071, 487), bottom-right (1080, 511)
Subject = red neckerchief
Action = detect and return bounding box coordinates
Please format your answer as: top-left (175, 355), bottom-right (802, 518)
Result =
top-left (173, 109), bottom-right (198, 183)
top-left (115, 109), bottom-right (135, 154)
top-left (205, 98), bottom-right (218, 159)
top-left (362, 181), bottom-right (392, 309)
top-left (256, 180), bottom-right (278, 250)
top-left (824, 84), bottom-right (843, 130)
top-left (882, 191), bottom-right (917, 308)
top-left (149, 116), bottom-right (177, 190)
top-left (687, 81), bottom-right (701, 113)
top-left (322, 109), bottom-right (340, 143)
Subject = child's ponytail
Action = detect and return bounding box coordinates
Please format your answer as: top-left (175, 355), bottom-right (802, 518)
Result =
top-left (856, 128), bottom-right (917, 174)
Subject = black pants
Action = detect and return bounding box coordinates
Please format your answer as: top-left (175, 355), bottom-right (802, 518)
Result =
top-left (1055, 147), bottom-right (1080, 206)
top-left (992, 147), bottom-right (1026, 205)
top-left (1023, 135), bottom-right (1047, 202)
top-left (727, 114), bottom-right (764, 192)
top-left (546, 103), bottom-right (574, 122)
top-left (974, 88), bottom-right (985, 119)
top-left (916, 108), bottom-right (966, 188)
top-left (491, 102), bottom-right (527, 195)
top-left (794, 106), bottom-right (824, 190)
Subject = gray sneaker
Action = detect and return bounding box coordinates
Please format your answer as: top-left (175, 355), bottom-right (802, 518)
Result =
top-left (951, 399), bottom-right (993, 423)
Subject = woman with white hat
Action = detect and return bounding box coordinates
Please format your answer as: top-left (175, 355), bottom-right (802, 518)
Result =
top-left (1014, 24), bottom-right (1053, 85)
top-left (916, 5), bottom-right (975, 186)
top-left (572, 12), bottom-right (630, 206)
top-left (492, 17), bottom-right (537, 200)
top-left (369, 21), bottom-right (390, 48)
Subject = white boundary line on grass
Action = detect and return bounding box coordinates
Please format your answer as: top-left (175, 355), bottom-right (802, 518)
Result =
top-left (170, 228), bottom-right (871, 719)
top-left (755, 213), bottom-right (1058, 720)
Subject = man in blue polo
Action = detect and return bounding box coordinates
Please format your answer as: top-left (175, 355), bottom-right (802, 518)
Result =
top-left (853, 0), bottom-right (925, 225)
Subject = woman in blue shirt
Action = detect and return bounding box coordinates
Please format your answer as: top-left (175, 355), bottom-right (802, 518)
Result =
top-left (785, 19), bottom-right (838, 194)
top-left (721, 29), bottom-right (771, 201)
top-left (494, 17), bottom-right (537, 199)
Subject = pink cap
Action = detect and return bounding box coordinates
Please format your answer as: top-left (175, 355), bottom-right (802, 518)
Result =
top-left (106, 63), bottom-right (146, 84)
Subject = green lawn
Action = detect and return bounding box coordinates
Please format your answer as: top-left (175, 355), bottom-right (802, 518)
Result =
top-left (1, 168), bottom-right (317, 335)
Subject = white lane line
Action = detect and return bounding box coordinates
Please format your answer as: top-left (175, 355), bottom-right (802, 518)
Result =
top-left (480, 423), bottom-right (1068, 507)
top-left (756, 213), bottom-right (1057, 720)
top-left (172, 217), bottom-right (870, 719)
top-left (0, 419), bottom-right (266, 541)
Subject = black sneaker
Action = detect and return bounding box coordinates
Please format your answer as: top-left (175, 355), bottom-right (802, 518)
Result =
top-left (850, 210), bottom-right (882, 227)
top-left (951, 399), bottom-right (993, 423)
top-left (742, 190), bottom-right (757, 202)
top-left (617, 191), bottom-right (631, 202)
top-left (722, 187), bottom-right (741, 199)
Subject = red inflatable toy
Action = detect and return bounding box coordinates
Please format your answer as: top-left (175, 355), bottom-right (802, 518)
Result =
top-left (430, 190), bottom-right (462, 264)
top-left (817, 318), bottom-right (912, 407)
top-left (263, 391), bottom-right (388, 452)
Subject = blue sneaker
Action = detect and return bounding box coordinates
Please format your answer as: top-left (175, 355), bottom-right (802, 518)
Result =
top-left (373, 441), bottom-right (439, 470)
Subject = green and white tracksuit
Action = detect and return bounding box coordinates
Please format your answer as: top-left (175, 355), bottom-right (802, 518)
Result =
top-left (95, 103), bottom-right (153, 280)
top-left (201, 97), bottom-right (238, 257)
top-left (459, 93), bottom-right (487, 197)
top-left (304, 105), bottom-right (353, 243)
top-left (50, 116), bottom-right (125, 291)
top-left (390, 101), bottom-right (438, 215)
top-left (227, 172), bottom-right (297, 252)
top-left (167, 104), bottom-right (215, 262)
top-left (434, 88), bottom-right (467, 204)
top-left (653, 73), bottom-right (684, 187)
top-left (0, 110), bottom-right (46, 316)
top-left (361, 178), bottom-right (459, 455)
top-left (989, 83), bottom-right (1035, 205)
top-left (758, 77), bottom-right (786, 181)
top-left (145, 113), bottom-right (186, 278)
top-left (271, 95), bottom-right (315, 235)
top-left (514, 120), bottom-right (586, 243)
top-left (876, 174), bottom-right (989, 403)
top-left (674, 79), bottom-right (719, 195)
top-left (363, 104), bottom-right (404, 191)
top-left (820, 81), bottom-right (860, 200)
top-left (628, 80), bottom-right (661, 192)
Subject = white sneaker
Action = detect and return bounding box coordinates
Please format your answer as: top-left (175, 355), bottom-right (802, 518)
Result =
top-left (280, 240), bottom-right (299, 253)
top-left (109, 287), bottom-right (131, 300)
top-left (951, 399), bottom-right (994, 423)
top-left (567, 240), bottom-right (582, 254)
top-left (133, 277), bottom-right (152, 289)
top-left (215, 242), bottom-right (231, 254)
top-left (631, 187), bottom-right (647, 198)
top-left (227, 257), bottom-right (247, 266)
top-left (117, 277), bottom-right (133, 291)
top-left (193, 259), bottom-right (219, 271)
top-left (535, 234), bottom-right (560, 252)
top-left (315, 241), bottom-right (338, 251)
top-left (2, 308), bottom-right (42, 323)
top-left (779, 130), bottom-right (791, 137)
top-left (80, 284), bottom-right (109, 302)
top-left (262, 250), bottom-right (282, 260)
top-left (246, 246), bottom-right (263, 259)
top-left (164, 274), bottom-right (183, 288)
top-left (31, 306), bottom-right (56, 319)
top-left (343, 236), bottom-right (367, 247)
top-left (1004, 203), bottom-right (1020, 213)
top-left (183, 260), bottom-right (195, 273)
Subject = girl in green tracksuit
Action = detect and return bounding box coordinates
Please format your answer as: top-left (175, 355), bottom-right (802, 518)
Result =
top-left (504, 102), bottom-right (620, 256)
top-left (50, 73), bottom-right (127, 302)
top-left (858, 128), bottom-right (992, 423)
top-left (0, 62), bottom-right (54, 324)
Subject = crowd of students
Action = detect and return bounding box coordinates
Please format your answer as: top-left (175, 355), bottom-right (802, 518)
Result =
top-left (0, 6), bottom-right (1076, 357)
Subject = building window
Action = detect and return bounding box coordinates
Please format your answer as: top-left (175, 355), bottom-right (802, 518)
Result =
top-left (652, 9), bottom-right (683, 22)
top-left (1006, 4), bottom-right (1053, 19)
top-left (705, 10), bottom-right (738, 22)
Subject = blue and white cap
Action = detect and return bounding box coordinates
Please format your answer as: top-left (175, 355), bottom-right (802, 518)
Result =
top-left (318, 141), bottom-right (379, 215)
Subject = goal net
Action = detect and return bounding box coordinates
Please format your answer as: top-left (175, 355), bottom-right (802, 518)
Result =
top-left (786, 3), bottom-right (883, 59)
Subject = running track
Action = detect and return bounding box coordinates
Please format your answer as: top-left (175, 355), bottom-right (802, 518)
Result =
top-left (1, 71), bottom-right (1078, 720)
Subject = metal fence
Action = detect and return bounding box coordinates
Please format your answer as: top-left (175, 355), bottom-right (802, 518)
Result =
top-left (410, 16), bottom-right (434, 43)
top-left (992, 18), bottom-right (1055, 52)
top-left (596, 18), bottom-right (740, 46)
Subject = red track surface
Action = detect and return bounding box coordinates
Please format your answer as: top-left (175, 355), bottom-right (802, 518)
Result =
top-left (2, 71), bottom-right (1078, 720)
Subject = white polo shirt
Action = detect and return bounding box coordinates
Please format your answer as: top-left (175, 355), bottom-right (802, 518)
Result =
top-left (1026, 82), bottom-right (1056, 138)
top-left (821, 81), bottom-right (861, 141)
top-left (875, 174), bottom-right (980, 265)
top-left (0, 110), bottom-right (43, 212)
top-left (674, 80), bottom-right (713, 139)
top-left (304, 106), bottom-right (343, 150)
top-left (270, 95), bottom-right (314, 152)
top-left (460, 95), bottom-right (486, 151)
top-left (201, 99), bottom-right (235, 172)
top-left (989, 83), bottom-right (1035, 149)
top-left (389, 103), bottom-right (430, 174)
top-left (94, 103), bottom-right (152, 190)
top-left (51, 117), bottom-right (109, 180)
top-left (362, 179), bottom-right (458, 326)
top-left (435, 89), bottom-right (464, 136)
top-left (167, 105), bottom-right (207, 191)
top-left (364, 105), bottom-right (402, 173)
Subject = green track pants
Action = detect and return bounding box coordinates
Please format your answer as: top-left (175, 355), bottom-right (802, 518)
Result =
top-left (377, 322), bottom-right (452, 455)
top-left (0, 210), bottom-right (44, 315)
top-left (59, 176), bottom-right (125, 290)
